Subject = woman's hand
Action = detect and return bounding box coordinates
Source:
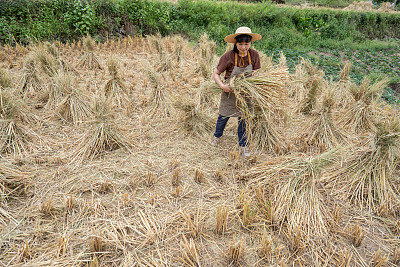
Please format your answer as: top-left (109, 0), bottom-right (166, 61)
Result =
top-left (213, 69), bottom-right (231, 93)
top-left (221, 84), bottom-right (231, 93)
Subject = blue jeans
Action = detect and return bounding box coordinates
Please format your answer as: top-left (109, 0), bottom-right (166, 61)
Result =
top-left (214, 114), bottom-right (247, 147)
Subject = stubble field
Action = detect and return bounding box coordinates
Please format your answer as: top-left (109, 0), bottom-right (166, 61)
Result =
top-left (0, 35), bottom-right (399, 266)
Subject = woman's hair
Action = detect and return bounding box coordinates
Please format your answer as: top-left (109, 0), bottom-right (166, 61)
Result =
top-left (233, 34), bottom-right (252, 54)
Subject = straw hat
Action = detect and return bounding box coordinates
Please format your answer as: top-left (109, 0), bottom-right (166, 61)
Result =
top-left (224, 27), bottom-right (262, 43)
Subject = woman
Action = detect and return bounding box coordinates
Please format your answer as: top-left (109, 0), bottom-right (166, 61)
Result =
top-left (211, 27), bottom-right (262, 158)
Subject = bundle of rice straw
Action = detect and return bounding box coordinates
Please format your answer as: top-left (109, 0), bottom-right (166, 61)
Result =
top-left (197, 33), bottom-right (217, 79)
top-left (174, 98), bottom-right (214, 137)
top-left (43, 41), bottom-right (73, 72)
top-left (0, 68), bottom-right (12, 89)
top-left (32, 45), bottom-right (58, 77)
top-left (104, 57), bottom-right (128, 108)
top-left (197, 80), bottom-right (221, 108)
top-left (148, 34), bottom-right (174, 72)
top-left (258, 51), bottom-right (274, 73)
top-left (323, 118), bottom-right (400, 213)
top-left (247, 105), bottom-right (287, 154)
top-left (164, 35), bottom-right (186, 67)
top-left (229, 68), bottom-right (289, 153)
top-left (340, 77), bottom-right (389, 134)
top-left (299, 90), bottom-right (347, 153)
top-left (243, 150), bottom-right (338, 237)
top-left (146, 69), bottom-right (171, 117)
top-left (45, 71), bottom-right (74, 109)
top-left (55, 88), bottom-right (93, 125)
top-left (334, 61), bottom-right (354, 108)
top-left (297, 59), bottom-right (325, 115)
top-left (69, 95), bottom-right (132, 166)
top-left (20, 53), bottom-right (44, 95)
top-left (0, 160), bottom-right (31, 199)
top-left (0, 90), bottom-right (29, 156)
top-left (78, 35), bottom-right (101, 70)
top-left (288, 63), bottom-right (307, 101)
top-left (229, 68), bottom-right (288, 116)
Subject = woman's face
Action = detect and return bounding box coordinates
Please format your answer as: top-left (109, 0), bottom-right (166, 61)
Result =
top-left (236, 41), bottom-right (251, 55)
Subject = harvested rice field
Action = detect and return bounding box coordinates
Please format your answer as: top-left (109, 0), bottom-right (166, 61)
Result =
top-left (0, 35), bottom-right (399, 266)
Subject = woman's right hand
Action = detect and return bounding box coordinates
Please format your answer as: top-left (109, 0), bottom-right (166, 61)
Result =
top-left (221, 84), bottom-right (231, 93)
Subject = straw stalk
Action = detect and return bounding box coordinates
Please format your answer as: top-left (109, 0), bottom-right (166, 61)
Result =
top-left (179, 235), bottom-right (200, 267)
top-left (216, 204), bottom-right (228, 235)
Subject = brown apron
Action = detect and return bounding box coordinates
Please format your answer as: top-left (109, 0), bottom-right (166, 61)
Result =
top-left (219, 52), bottom-right (253, 117)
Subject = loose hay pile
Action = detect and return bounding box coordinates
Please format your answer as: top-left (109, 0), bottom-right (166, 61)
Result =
top-left (0, 36), bottom-right (399, 266)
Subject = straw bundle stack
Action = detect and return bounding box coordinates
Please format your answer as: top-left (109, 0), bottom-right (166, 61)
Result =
top-left (340, 77), bottom-right (388, 134)
top-left (197, 33), bottom-right (217, 79)
top-left (0, 90), bottom-right (29, 156)
top-left (104, 57), bottom-right (128, 108)
top-left (78, 35), bottom-right (101, 70)
top-left (243, 151), bottom-right (337, 237)
top-left (299, 90), bottom-right (347, 152)
top-left (0, 68), bottom-right (12, 89)
top-left (0, 160), bottom-right (31, 199)
top-left (297, 59), bottom-right (325, 115)
top-left (20, 53), bottom-right (44, 95)
top-left (55, 88), bottom-right (93, 125)
top-left (174, 98), bottom-right (214, 137)
top-left (229, 68), bottom-right (289, 153)
top-left (335, 61), bottom-right (353, 108)
top-left (146, 69), bottom-right (171, 117)
top-left (69, 95), bottom-right (132, 166)
top-left (323, 118), bottom-right (400, 213)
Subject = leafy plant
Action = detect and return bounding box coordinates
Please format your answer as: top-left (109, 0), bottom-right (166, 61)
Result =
top-left (64, 0), bottom-right (96, 35)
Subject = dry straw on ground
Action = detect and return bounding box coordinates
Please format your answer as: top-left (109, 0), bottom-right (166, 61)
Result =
top-left (0, 36), bottom-right (399, 266)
